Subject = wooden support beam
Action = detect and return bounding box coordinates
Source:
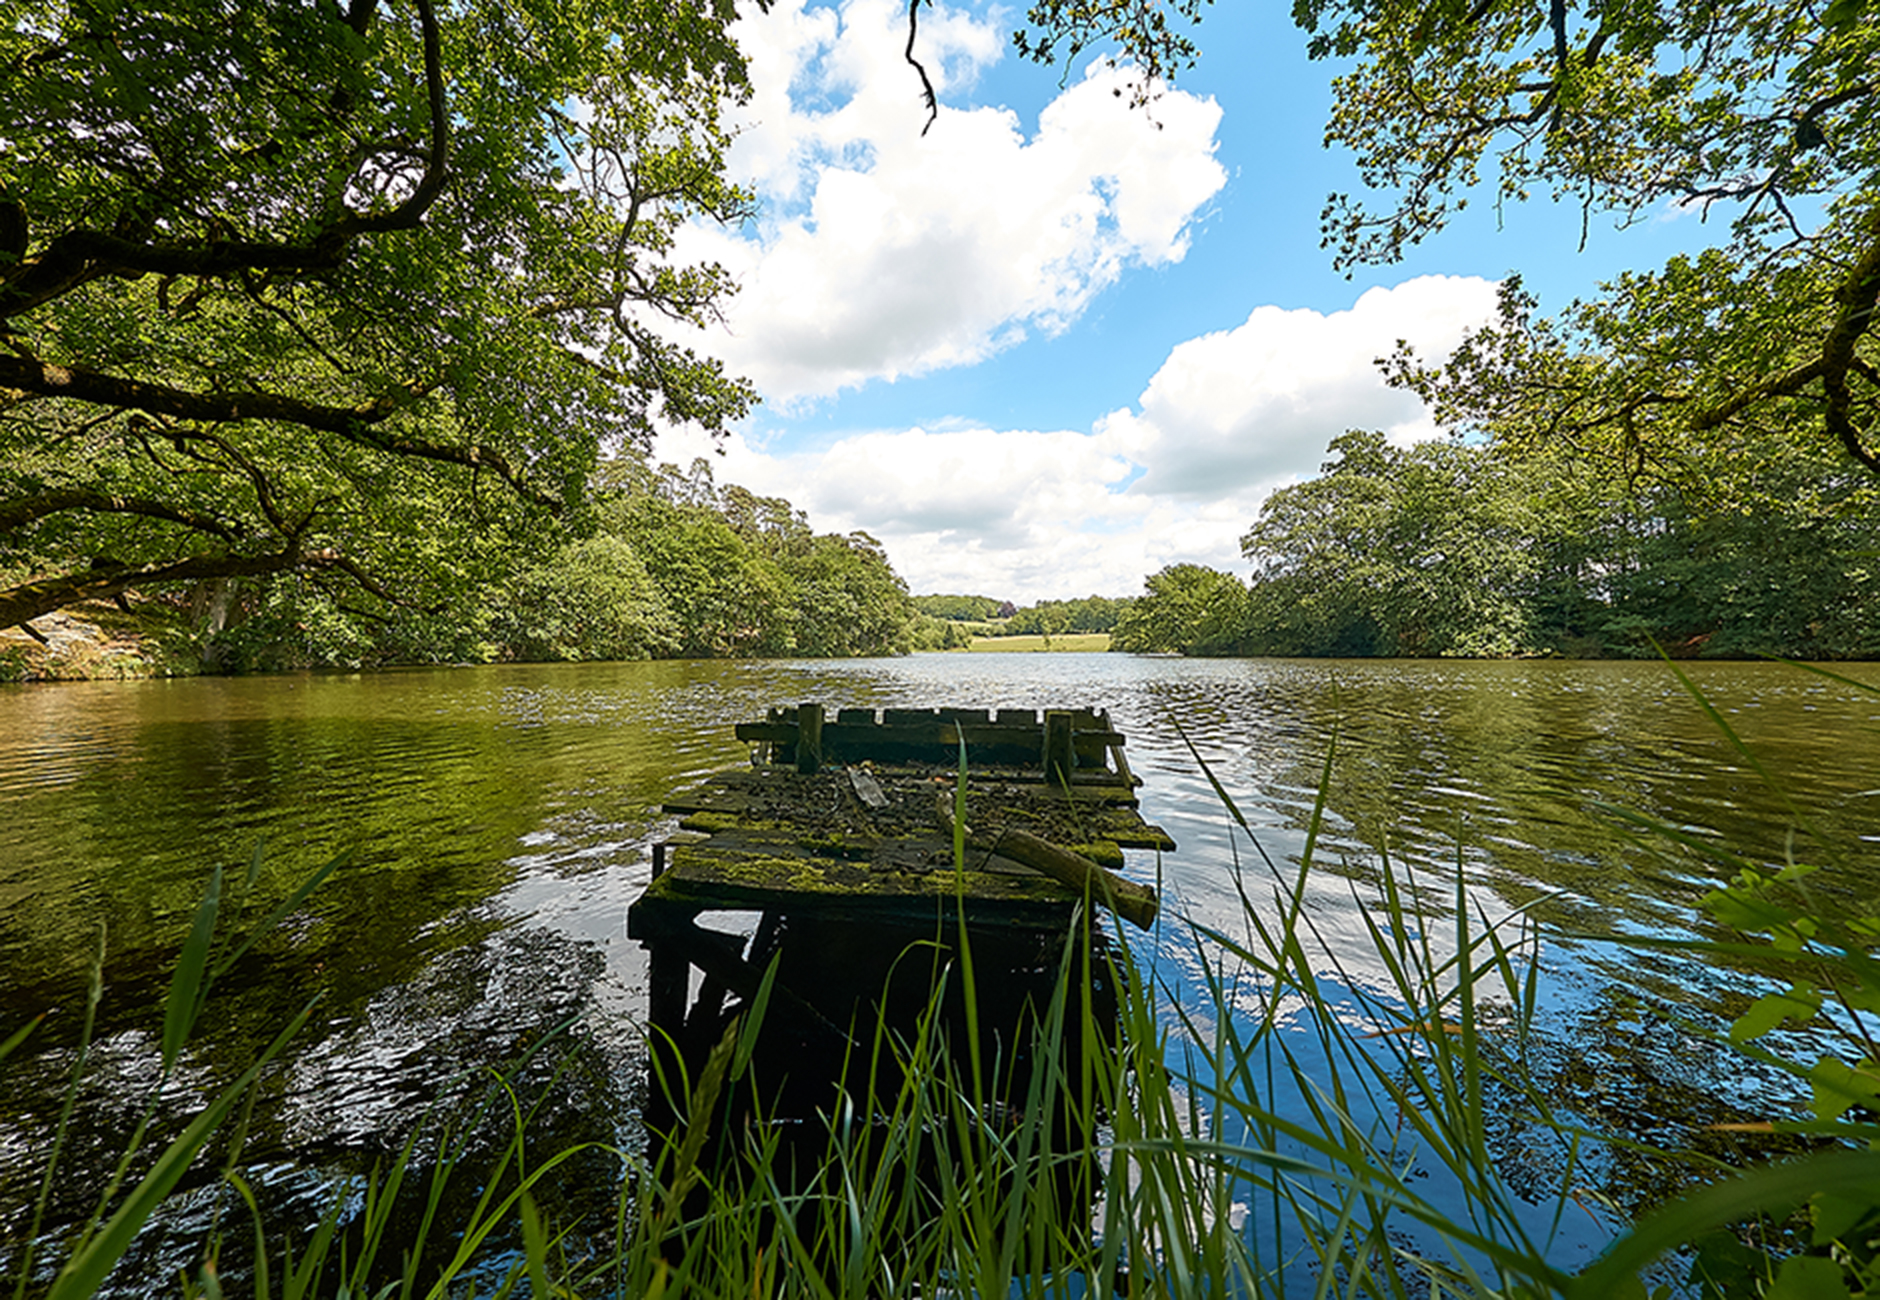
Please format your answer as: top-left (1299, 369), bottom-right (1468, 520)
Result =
top-left (795, 701), bottom-right (823, 774)
top-left (1043, 710), bottom-right (1075, 789)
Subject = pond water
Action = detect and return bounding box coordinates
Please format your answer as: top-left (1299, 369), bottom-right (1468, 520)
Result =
top-left (2, 653), bottom-right (1877, 1287)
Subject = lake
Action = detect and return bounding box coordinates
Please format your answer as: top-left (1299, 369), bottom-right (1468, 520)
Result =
top-left (3, 653), bottom-right (1877, 1287)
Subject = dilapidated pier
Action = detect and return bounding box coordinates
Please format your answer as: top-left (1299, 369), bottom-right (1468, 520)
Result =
top-left (632, 704), bottom-right (1172, 939)
top-left (627, 703), bottom-right (1175, 1248)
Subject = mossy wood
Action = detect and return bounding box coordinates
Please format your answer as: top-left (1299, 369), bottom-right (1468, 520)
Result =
top-left (631, 702), bottom-right (1172, 934)
top-left (629, 702), bottom-right (1166, 1254)
top-left (734, 704), bottom-right (1132, 774)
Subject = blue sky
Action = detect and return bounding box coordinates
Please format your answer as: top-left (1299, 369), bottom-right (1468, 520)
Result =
top-left (653, 0), bottom-right (1725, 602)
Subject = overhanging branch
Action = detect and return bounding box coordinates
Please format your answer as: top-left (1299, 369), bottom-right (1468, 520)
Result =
top-left (0, 0), bottom-right (450, 316)
top-left (0, 488), bottom-right (244, 538)
top-left (0, 355), bottom-right (560, 508)
top-left (0, 548), bottom-right (314, 628)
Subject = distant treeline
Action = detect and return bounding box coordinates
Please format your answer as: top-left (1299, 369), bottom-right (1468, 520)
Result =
top-left (160, 458), bottom-right (916, 671)
top-left (1117, 430), bottom-right (1880, 660)
top-left (908, 594), bottom-right (1129, 649)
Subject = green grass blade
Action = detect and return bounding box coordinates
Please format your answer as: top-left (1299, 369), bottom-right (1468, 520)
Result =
top-left (1570, 1150), bottom-right (1880, 1298)
top-left (163, 863), bottom-right (224, 1072)
top-left (48, 1001), bottom-right (316, 1300)
top-left (953, 729), bottom-right (967, 874)
top-left (14, 929), bottom-right (105, 1300)
top-left (0, 1013), bottom-right (42, 1066)
top-left (223, 1171), bottom-right (270, 1300)
top-left (212, 849), bottom-right (349, 981)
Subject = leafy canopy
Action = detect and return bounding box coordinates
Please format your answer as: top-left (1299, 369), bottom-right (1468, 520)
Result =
top-left (1310, 0), bottom-right (1880, 479)
top-left (0, 0), bottom-right (757, 627)
top-left (1014, 0), bottom-right (1880, 480)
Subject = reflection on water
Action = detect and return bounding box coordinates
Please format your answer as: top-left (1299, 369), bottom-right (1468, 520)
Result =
top-left (2, 655), bottom-right (1877, 1285)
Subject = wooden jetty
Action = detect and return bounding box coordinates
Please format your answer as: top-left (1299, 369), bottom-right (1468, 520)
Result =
top-left (631, 704), bottom-right (1173, 950)
top-left (627, 704), bottom-right (1175, 1251)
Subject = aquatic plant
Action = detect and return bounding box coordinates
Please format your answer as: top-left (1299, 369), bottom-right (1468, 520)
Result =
top-left (7, 668), bottom-right (1878, 1297)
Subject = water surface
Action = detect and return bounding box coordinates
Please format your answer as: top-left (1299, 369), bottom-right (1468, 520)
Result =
top-left (3, 654), bottom-right (1876, 1284)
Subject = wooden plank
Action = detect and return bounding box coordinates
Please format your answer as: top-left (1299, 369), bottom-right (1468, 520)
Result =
top-left (736, 718), bottom-right (1122, 752)
top-left (659, 771), bottom-right (1169, 833)
top-left (633, 845), bottom-right (1084, 929)
top-left (969, 827), bottom-right (1159, 930)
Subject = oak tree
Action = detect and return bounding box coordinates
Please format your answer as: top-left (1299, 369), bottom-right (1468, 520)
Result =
top-left (1322, 0), bottom-right (1880, 481)
top-left (1, 0), bottom-right (757, 629)
top-left (1014, 0), bottom-right (1880, 482)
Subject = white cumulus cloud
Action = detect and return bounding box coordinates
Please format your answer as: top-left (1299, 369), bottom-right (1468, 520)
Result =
top-left (657, 276), bottom-right (1502, 600)
top-left (1099, 276), bottom-right (1504, 497)
top-left (676, 0), bottom-right (1226, 403)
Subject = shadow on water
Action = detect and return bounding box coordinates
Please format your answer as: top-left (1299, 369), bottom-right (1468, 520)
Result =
top-left (0, 655), bottom-right (1876, 1289)
top-left (639, 908), bottom-right (1122, 1279)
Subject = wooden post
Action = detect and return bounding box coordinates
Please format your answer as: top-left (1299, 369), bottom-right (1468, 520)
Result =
top-left (796, 702), bottom-right (823, 774)
top-left (1101, 709), bottom-right (1137, 786)
top-left (1043, 710), bottom-right (1074, 788)
top-left (648, 942), bottom-right (688, 1041)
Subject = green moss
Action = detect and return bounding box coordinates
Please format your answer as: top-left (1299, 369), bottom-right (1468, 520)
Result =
top-left (1067, 842), bottom-right (1126, 869)
top-left (677, 811), bottom-right (749, 833)
top-left (795, 834), bottom-right (875, 860)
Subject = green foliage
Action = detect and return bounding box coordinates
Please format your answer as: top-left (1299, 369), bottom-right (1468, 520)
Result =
top-left (912, 594), bottom-right (1004, 622)
top-left (1111, 563), bottom-right (1248, 654)
top-left (1002, 594), bottom-right (1128, 636)
top-left (906, 613), bottom-right (980, 650)
top-left (1236, 431), bottom-right (1538, 657)
top-left (62, 454), bottom-right (918, 668)
top-left (1290, 0), bottom-right (1880, 477)
top-left (487, 535), bottom-right (680, 662)
top-left (0, 0), bottom-right (756, 629)
top-left (589, 458), bottom-right (913, 660)
top-left (1128, 428), bottom-right (1880, 660)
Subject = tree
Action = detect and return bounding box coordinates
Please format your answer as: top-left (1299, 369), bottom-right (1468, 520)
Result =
top-left (913, 594), bottom-right (1003, 622)
top-left (1239, 432), bottom-right (1539, 657)
top-left (1314, 0), bottom-right (1880, 481)
top-left (486, 535), bottom-right (679, 662)
top-left (783, 532), bottom-right (915, 657)
top-left (712, 479), bottom-right (914, 656)
top-left (594, 458), bottom-right (915, 659)
top-left (1014, 0), bottom-right (1880, 480)
top-left (0, 0), bottom-right (756, 630)
top-left (612, 490), bottom-right (794, 658)
top-left (1112, 564), bottom-right (1248, 655)
top-left (1003, 595), bottom-right (1127, 636)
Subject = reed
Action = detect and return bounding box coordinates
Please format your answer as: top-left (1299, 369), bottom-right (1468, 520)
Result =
top-left (6, 669), bottom-right (1877, 1297)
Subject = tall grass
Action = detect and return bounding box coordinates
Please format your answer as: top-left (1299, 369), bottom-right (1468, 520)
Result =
top-left (7, 670), bottom-right (1878, 1297)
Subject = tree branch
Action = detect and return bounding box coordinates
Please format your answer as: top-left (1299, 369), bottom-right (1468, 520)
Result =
top-left (0, 488), bottom-right (243, 538)
top-left (0, 355), bottom-right (561, 508)
top-left (1, 0), bottom-right (450, 316)
top-left (1818, 210), bottom-right (1880, 473)
top-left (905, 0), bottom-right (939, 136)
top-left (0, 547), bottom-right (313, 627)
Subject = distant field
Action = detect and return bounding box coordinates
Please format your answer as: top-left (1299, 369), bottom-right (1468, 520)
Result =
top-left (966, 633), bottom-right (1111, 653)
